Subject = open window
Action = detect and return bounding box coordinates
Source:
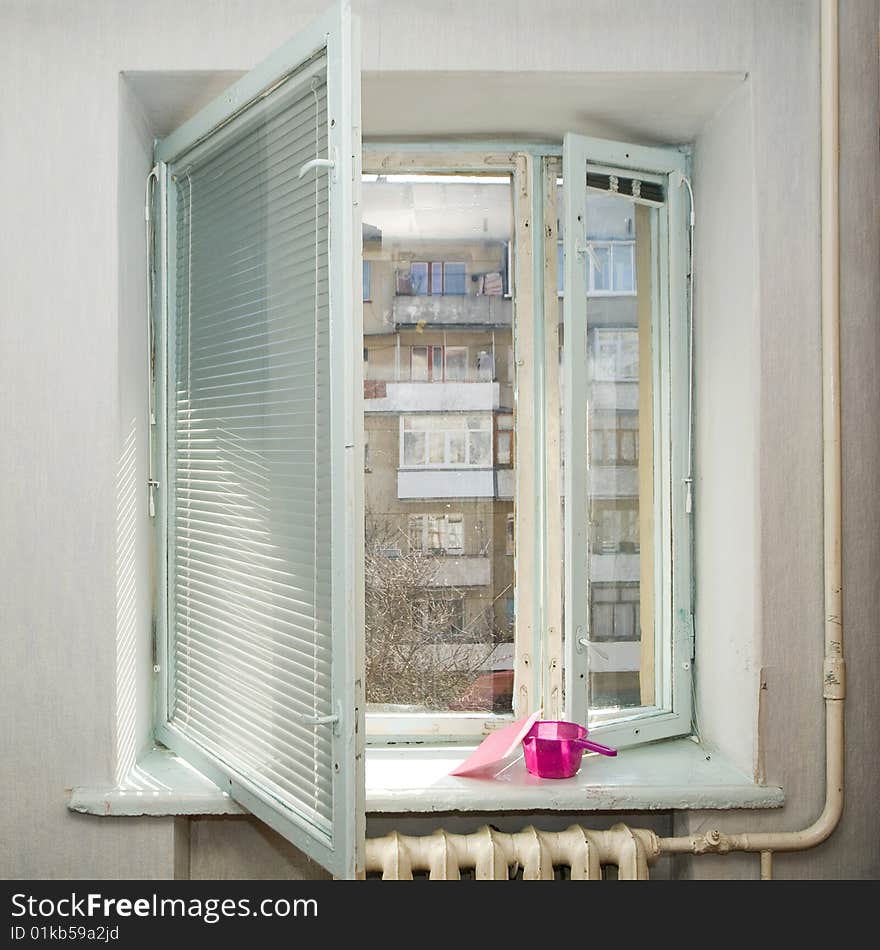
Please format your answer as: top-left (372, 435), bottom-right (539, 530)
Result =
top-left (562, 134), bottom-right (692, 746)
top-left (360, 142), bottom-right (693, 750)
top-left (151, 2), bottom-right (363, 878)
top-left (149, 5), bottom-right (693, 850)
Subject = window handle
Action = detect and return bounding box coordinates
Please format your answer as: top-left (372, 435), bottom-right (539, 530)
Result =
top-left (298, 149), bottom-right (338, 181)
top-left (577, 636), bottom-right (609, 662)
top-left (295, 700), bottom-right (342, 736)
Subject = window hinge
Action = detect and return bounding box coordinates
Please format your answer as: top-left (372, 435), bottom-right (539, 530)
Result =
top-left (684, 611), bottom-right (696, 662)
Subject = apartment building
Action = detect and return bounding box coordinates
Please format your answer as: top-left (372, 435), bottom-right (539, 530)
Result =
top-left (361, 174), bottom-right (516, 713)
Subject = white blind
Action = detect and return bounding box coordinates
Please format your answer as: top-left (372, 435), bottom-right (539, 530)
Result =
top-left (167, 56), bottom-right (334, 839)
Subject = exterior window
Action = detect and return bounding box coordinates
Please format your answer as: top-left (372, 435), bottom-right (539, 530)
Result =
top-left (497, 413), bottom-right (514, 466)
top-left (401, 414), bottom-right (493, 468)
top-left (396, 260), bottom-right (468, 296)
top-left (407, 345), bottom-right (471, 382)
top-left (408, 513), bottom-right (464, 555)
top-left (443, 262), bottom-right (467, 295)
top-left (591, 410), bottom-right (639, 465)
top-left (557, 240), bottom-right (636, 296)
top-left (591, 328), bottom-right (640, 382)
top-left (363, 167), bottom-right (515, 729)
top-left (445, 346), bottom-right (468, 381)
top-left (362, 139), bottom-right (689, 746)
top-left (562, 132), bottom-right (692, 744)
top-left (590, 583), bottom-right (641, 642)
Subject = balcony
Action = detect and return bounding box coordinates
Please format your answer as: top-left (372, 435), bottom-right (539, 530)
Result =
top-left (495, 468), bottom-right (514, 500)
top-left (589, 554), bottom-right (640, 583)
top-left (398, 469), bottom-right (496, 500)
top-left (364, 380), bottom-right (500, 414)
top-left (392, 295), bottom-right (512, 328)
top-left (420, 555), bottom-right (491, 588)
top-left (584, 641), bottom-right (641, 673)
top-left (589, 465), bottom-right (639, 498)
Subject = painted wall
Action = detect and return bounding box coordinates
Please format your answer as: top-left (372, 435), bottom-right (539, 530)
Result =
top-left (1, 0), bottom-right (877, 880)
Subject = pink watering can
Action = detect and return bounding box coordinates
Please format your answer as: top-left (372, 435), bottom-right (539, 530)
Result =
top-left (522, 720), bottom-right (617, 779)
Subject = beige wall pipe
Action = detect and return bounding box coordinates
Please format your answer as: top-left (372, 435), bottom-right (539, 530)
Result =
top-left (658, 0), bottom-right (844, 863)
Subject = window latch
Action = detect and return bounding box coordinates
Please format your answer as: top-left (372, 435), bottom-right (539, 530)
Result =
top-left (298, 148), bottom-right (338, 182)
top-left (296, 700), bottom-right (342, 736)
top-left (576, 242), bottom-right (602, 273)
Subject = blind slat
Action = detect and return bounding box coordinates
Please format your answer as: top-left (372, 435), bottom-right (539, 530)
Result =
top-left (168, 55), bottom-right (335, 831)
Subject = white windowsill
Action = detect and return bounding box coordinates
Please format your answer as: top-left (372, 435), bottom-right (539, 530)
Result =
top-left (68, 740), bottom-right (783, 818)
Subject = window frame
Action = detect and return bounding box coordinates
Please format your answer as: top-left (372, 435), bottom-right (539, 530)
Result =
top-left (362, 142), bottom-right (692, 748)
top-left (399, 413), bottom-right (494, 469)
top-left (362, 149), bottom-right (541, 743)
top-left (562, 134), bottom-right (693, 747)
top-left (152, 1), bottom-right (364, 878)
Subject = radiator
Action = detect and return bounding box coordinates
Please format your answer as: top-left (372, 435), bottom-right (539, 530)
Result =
top-left (365, 824), bottom-right (659, 880)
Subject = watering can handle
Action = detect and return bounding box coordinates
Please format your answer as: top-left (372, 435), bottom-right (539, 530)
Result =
top-left (574, 738), bottom-right (618, 757)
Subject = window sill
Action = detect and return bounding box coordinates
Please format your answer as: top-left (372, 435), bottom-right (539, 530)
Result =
top-left (67, 747), bottom-right (246, 817)
top-left (364, 739), bottom-right (784, 813)
top-left (67, 739), bottom-right (784, 819)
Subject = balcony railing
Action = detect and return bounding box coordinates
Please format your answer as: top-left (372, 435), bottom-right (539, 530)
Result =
top-left (364, 380), bottom-right (501, 413)
top-left (392, 295), bottom-right (512, 328)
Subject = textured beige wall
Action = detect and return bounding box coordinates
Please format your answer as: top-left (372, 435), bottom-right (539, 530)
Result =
top-left (1, 0), bottom-right (877, 880)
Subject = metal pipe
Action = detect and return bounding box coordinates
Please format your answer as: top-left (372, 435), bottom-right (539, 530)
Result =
top-left (760, 851), bottom-right (773, 881)
top-left (658, 0), bottom-right (844, 861)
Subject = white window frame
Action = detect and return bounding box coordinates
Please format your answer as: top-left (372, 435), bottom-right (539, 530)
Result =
top-left (363, 150), bottom-right (532, 742)
top-left (398, 413), bottom-right (494, 469)
top-left (363, 141), bottom-right (692, 747)
top-left (556, 239), bottom-right (637, 297)
top-left (152, 2), bottom-right (364, 878)
top-left (586, 240), bottom-right (637, 296)
top-left (408, 512), bottom-right (464, 556)
top-left (563, 134), bottom-right (693, 747)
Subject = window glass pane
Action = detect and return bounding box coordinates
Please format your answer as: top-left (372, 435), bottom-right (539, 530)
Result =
top-left (469, 430), bottom-right (492, 466)
top-left (591, 244), bottom-right (611, 291)
top-left (430, 262), bottom-right (444, 295)
top-left (411, 262), bottom-right (429, 295)
top-left (448, 432), bottom-right (466, 464)
top-left (444, 262), bottom-right (467, 295)
top-left (444, 515), bottom-right (464, 554)
top-left (363, 260), bottom-right (372, 301)
top-left (445, 347), bottom-right (468, 381)
top-left (613, 243), bottom-right (635, 293)
top-left (411, 346), bottom-right (428, 381)
top-left (403, 430), bottom-right (425, 465)
top-left (497, 431), bottom-right (512, 466)
top-left (561, 189), bottom-right (657, 716)
top-left (362, 171), bottom-right (515, 718)
top-left (428, 431), bottom-right (445, 464)
top-left (408, 515), bottom-right (424, 552)
top-left (476, 349), bottom-right (494, 381)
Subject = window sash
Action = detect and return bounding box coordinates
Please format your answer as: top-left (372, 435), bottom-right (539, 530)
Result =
top-left (363, 141), bottom-right (690, 747)
top-left (153, 2), bottom-right (364, 878)
top-left (399, 413), bottom-right (494, 469)
top-left (562, 135), bottom-right (693, 748)
top-left (364, 150), bottom-right (527, 741)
